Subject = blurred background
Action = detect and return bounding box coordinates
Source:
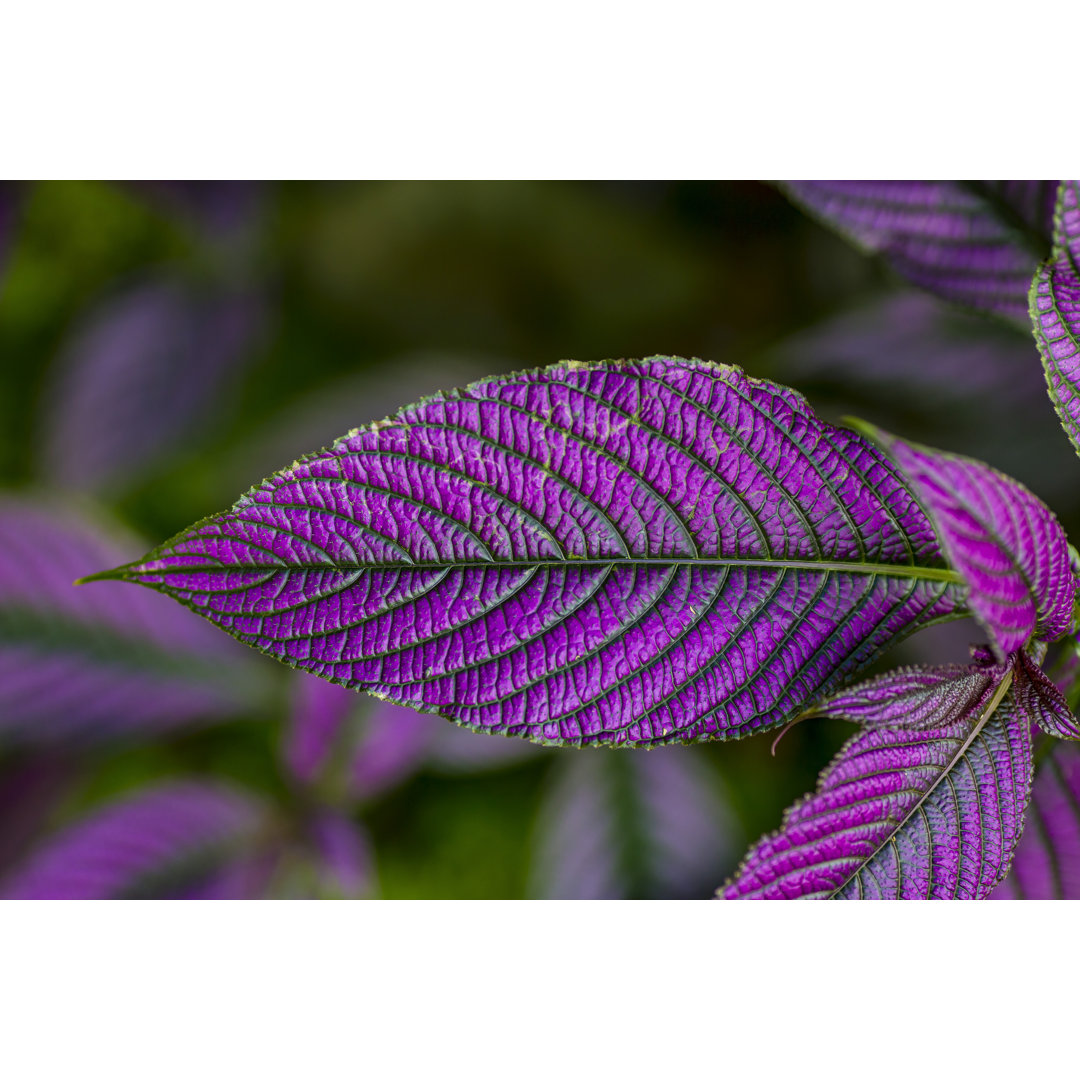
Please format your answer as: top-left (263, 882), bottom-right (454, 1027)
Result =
top-left (1, 180), bottom-right (1075, 899)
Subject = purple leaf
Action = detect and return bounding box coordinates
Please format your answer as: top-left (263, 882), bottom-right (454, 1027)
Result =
top-left (1030, 181), bottom-right (1080, 458)
top-left (1, 782), bottom-right (265, 899)
top-left (993, 741), bottom-right (1080, 899)
top-left (529, 748), bottom-right (736, 899)
top-left (350, 698), bottom-right (435, 801)
top-left (722, 663), bottom-right (1032, 899)
top-left (306, 810), bottom-right (377, 898)
top-left (0, 498), bottom-right (266, 744)
top-left (42, 278), bottom-right (263, 493)
top-left (88, 358), bottom-right (965, 747)
top-left (1012, 649), bottom-right (1080, 741)
top-left (862, 426), bottom-right (1075, 657)
top-left (283, 675), bottom-right (357, 787)
top-left (780, 181), bottom-right (1056, 323)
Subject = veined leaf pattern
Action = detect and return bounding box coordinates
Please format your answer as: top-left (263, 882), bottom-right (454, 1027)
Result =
top-left (1031, 181), bottom-right (1080, 458)
top-left (861, 426), bottom-right (1075, 656)
top-left (721, 663), bottom-right (1033, 899)
top-left (86, 358), bottom-right (965, 747)
top-left (780, 181), bottom-right (1055, 323)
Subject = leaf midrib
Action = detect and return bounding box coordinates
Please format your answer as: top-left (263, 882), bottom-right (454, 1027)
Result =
top-left (82, 556), bottom-right (964, 585)
top-left (827, 670), bottom-right (1014, 900)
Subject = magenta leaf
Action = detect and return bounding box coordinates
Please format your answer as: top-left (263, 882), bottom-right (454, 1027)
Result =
top-left (993, 741), bottom-right (1080, 899)
top-left (42, 278), bottom-right (263, 493)
top-left (861, 426), bottom-right (1075, 657)
top-left (1, 782), bottom-right (265, 899)
top-left (0, 498), bottom-right (268, 745)
top-left (1011, 649), bottom-right (1079, 740)
top-left (722, 662), bottom-right (1032, 899)
top-left (85, 358), bottom-right (966, 747)
top-left (780, 181), bottom-right (1056, 323)
top-left (529, 748), bottom-right (737, 899)
top-left (1030, 181), bottom-right (1080, 458)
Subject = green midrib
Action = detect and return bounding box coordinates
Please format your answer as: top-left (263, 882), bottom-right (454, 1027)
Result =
top-left (80, 557), bottom-right (964, 585)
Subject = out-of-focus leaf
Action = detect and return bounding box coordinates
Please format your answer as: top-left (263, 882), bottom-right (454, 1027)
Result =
top-left (42, 278), bottom-right (263, 493)
top-left (88, 358), bottom-right (965, 747)
top-left (529, 748), bottom-right (736, 899)
top-left (124, 181), bottom-right (263, 239)
top-left (306, 810), bottom-right (377, 898)
top-left (1031, 181), bottom-right (1080, 458)
top-left (993, 740), bottom-right (1080, 899)
top-left (283, 675), bottom-right (540, 799)
top-left (1, 781), bottom-right (265, 899)
top-left (862, 426), bottom-right (1075, 657)
top-left (0, 181), bottom-right (27, 285)
top-left (769, 292), bottom-right (1079, 504)
top-left (722, 662), bottom-right (1031, 899)
top-left (0, 498), bottom-right (267, 745)
top-left (779, 181), bottom-right (1056, 323)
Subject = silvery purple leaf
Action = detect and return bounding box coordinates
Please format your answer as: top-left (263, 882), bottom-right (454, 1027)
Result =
top-left (993, 741), bottom-right (1080, 899)
top-left (42, 278), bottom-right (263, 493)
top-left (780, 181), bottom-right (1055, 323)
top-left (1030, 181), bottom-right (1080, 458)
top-left (1, 782), bottom-right (264, 899)
top-left (863, 426), bottom-right (1075, 656)
top-left (0, 498), bottom-right (266, 744)
top-left (529, 748), bottom-right (736, 899)
top-left (1011, 649), bottom-right (1079, 741)
top-left (87, 358), bottom-right (964, 747)
top-left (722, 665), bottom-right (1032, 899)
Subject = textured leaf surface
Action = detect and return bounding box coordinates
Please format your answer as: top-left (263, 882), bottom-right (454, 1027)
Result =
top-left (1012, 649), bottom-right (1080, 741)
top-left (780, 181), bottom-right (1055, 323)
top-left (1, 782), bottom-right (264, 899)
top-left (1031, 181), bottom-right (1080, 457)
top-left (865, 428), bottom-right (1074, 656)
top-left (42, 278), bottom-right (262, 493)
top-left (529, 748), bottom-right (736, 899)
top-left (993, 741), bottom-right (1080, 899)
top-left (0, 498), bottom-right (266, 744)
top-left (91, 358), bottom-right (964, 747)
top-left (722, 665), bottom-right (1032, 899)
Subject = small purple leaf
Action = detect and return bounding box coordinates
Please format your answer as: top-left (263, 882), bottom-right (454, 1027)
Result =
top-left (42, 278), bottom-right (263, 493)
top-left (1030, 181), bottom-right (1080, 458)
top-left (529, 748), bottom-right (736, 899)
top-left (1012, 649), bottom-right (1080, 741)
top-left (993, 741), bottom-right (1080, 899)
top-left (91, 358), bottom-right (965, 747)
top-left (0, 498), bottom-right (267, 744)
top-left (1, 782), bottom-right (265, 900)
top-left (722, 665), bottom-right (1032, 899)
top-left (780, 181), bottom-right (1055, 323)
top-left (283, 675), bottom-right (356, 787)
top-left (863, 427), bottom-right (1075, 656)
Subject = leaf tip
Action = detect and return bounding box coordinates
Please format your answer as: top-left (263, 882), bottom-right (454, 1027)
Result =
top-left (73, 566), bottom-right (129, 586)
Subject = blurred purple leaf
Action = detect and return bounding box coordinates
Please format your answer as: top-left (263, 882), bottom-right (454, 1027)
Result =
top-left (769, 292), bottom-right (1079, 504)
top-left (350, 698), bottom-right (435, 802)
top-left (42, 277), bottom-right (263, 493)
top-left (123, 181), bottom-right (262, 239)
top-left (723, 661), bottom-right (1031, 899)
top-left (0, 181), bottom-right (27, 285)
top-left (529, 748), bottom-right (736, 899)
top-left (1, 781), bottom-right (265, 899)
top-left (780, 181), bottom-right (1056, 323)
top-left (993, 740), bottom-right (1080, 899)
top-left (306, 810), bottom-right (377, 898)
top-left (283, 674), bottom-right (356, 787)
top-left (0, 498), bottom-right (268, 744)
top-left (91, 357), bottom-right (965, 747)
top-left (0, 755), bottom-right (75, 879)
top-left (1031, 181), bottom-right (1080, 458)
top-left (864, 426), bottom-right (1075, 657)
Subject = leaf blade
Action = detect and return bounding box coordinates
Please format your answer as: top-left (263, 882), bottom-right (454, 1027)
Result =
top-left (93, 358), bottom-right (966, 747)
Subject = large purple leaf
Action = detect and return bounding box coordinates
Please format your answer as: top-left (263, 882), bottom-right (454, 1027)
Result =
top-left (529, 747), bottom-right (737, 899)
top-left (780, 181), bottom-right (1056, 323)
top-left (1, 782), bottom-right (265, 900)
top-left (42, 278), bottom-right (263, 493)
top-left (86, 358), bottom-right (965, 747)
top-left (0, 498), bottom-right (267, 745)
top-left (993, 740), bottom-right (1080, 899)
top-left (722, 662), bottom-right (1032, 899)
top-left (861, 426), bottom-right (1075, 657)
top-left (1030, 181), bottom-right (1080, 457)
